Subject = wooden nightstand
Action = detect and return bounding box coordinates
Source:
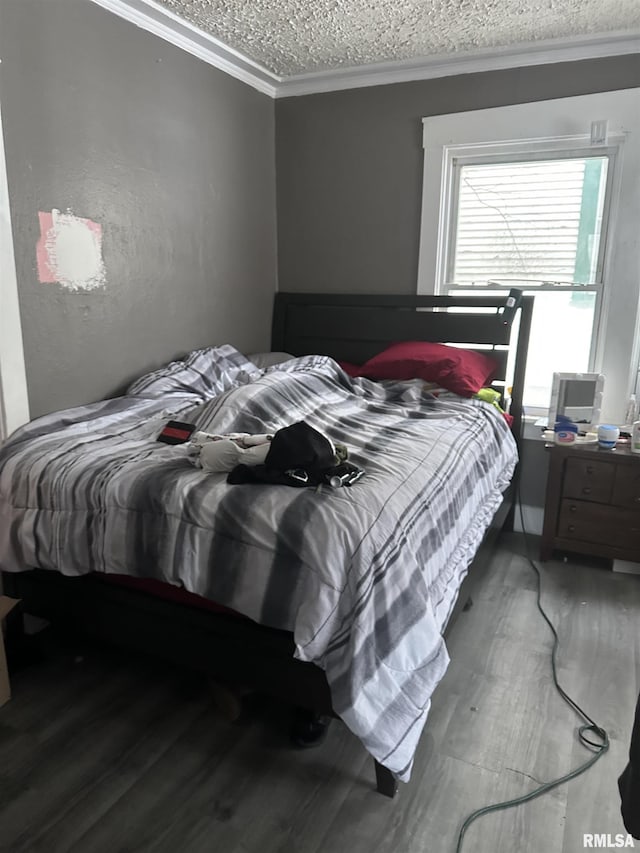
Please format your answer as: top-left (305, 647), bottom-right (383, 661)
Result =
top-left (540, 443), bottom-right (640, 563)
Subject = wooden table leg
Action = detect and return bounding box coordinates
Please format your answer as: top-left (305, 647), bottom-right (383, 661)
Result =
top-left (374, 759), bottom-right (398, 797)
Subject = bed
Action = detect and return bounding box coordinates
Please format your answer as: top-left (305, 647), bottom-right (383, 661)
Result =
top-left (0, 292), bottom-right (532, 797)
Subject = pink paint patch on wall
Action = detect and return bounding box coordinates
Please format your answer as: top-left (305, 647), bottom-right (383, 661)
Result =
top-left (36, 209), bottom-right (106, 291)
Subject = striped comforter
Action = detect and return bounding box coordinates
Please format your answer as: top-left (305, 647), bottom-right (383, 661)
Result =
top-left (0, 346), bottom-right (517, 781)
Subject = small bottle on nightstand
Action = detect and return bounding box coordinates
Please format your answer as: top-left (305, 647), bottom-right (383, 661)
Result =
top-left (553, 415), bottom-right (578, 444)
top-left (631, 420), bottom-right (640, 454)
top-left (626, 394), bottom-right (638, 424)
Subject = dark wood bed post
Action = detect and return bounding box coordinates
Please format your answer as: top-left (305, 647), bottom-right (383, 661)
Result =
top-left (507, 295), bottom-right (533, 447)
top-left (503, 295), bottom-right (533, 532)
top-left (375, 760), bottom-right (399, 798)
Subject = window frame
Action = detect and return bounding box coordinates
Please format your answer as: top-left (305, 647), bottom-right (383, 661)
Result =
top-left (417, 90), bottom-right (640, 425)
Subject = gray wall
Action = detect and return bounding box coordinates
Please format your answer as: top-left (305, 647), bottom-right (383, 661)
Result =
top-left (276, 55), bottom-right (640, 294)
top-left (0, 0), bottom-right (276, 417)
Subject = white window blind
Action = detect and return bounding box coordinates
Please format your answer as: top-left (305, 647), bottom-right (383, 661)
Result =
top-left (449, 157), bottom-right (608, 287)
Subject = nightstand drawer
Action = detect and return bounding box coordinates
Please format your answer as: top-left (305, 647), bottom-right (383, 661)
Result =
top-left (612, 466), bottom-right (640, 509)
top-left (563, 458), bottom-right (614, 503)
top-left (558, 499), bottom-right (640, 550)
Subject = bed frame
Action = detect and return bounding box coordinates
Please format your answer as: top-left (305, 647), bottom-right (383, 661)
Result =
top-left (2, 292), bottom-right (532, 798)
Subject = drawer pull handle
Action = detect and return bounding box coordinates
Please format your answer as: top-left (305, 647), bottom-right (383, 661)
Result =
top-left (586, 466), bottom-right (594, 474)
top-left (568, 525), bottom-right (576, 532)
top-left (569, 505), bottom-right (577, 513)
top-left (582, 487), bottom-right (592, 495)
top-left (635, 497), bottom-right (640, 504)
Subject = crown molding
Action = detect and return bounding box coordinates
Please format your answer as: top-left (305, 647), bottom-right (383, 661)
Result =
top-left (90, 0), bottom-right (281, 97)
top-left (276, 31), bottom-right (640, 97)
top-left (89, 1), bottom-right (639, 100)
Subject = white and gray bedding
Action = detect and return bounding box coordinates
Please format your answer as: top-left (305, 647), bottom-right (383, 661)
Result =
top-left (0, 345), bottom-right (517, 781)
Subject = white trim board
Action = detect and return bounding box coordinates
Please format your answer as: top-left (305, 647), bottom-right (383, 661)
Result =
top-left (89, 0), bottom-right (640, 98)
top-left (89, 0), bottom-right (281, 97)
top-left (0, 100), bottom-right (30, 440)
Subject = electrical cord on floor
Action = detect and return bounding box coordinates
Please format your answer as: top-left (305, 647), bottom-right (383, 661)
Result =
top-left (454, 485), bottom-right (610, 853)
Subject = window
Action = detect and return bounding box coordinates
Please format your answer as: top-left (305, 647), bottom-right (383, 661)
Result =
top-left (417, 90), bottom-right (640, 424)
top-left (445, 151), bottom-right (613, 409)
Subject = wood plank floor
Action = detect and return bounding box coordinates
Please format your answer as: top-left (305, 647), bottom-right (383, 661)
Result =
top-left (1, 534), bottom-right (638, 853)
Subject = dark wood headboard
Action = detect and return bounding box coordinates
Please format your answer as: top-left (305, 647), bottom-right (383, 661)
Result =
top-left (271, 292), bottom-right (533, 440)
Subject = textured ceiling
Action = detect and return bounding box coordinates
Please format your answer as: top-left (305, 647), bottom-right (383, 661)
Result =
top-left (155, 0), bottom-right (640, 77)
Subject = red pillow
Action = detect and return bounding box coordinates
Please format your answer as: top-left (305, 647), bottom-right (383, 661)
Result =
top-left (358, 341), bottom-right (497, 397)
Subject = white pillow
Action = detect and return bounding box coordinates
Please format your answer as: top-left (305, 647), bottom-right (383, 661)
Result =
top-left (247, 351), bottom-right (295, 369)
top-left (127, 345), bottom-right (258, 399)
